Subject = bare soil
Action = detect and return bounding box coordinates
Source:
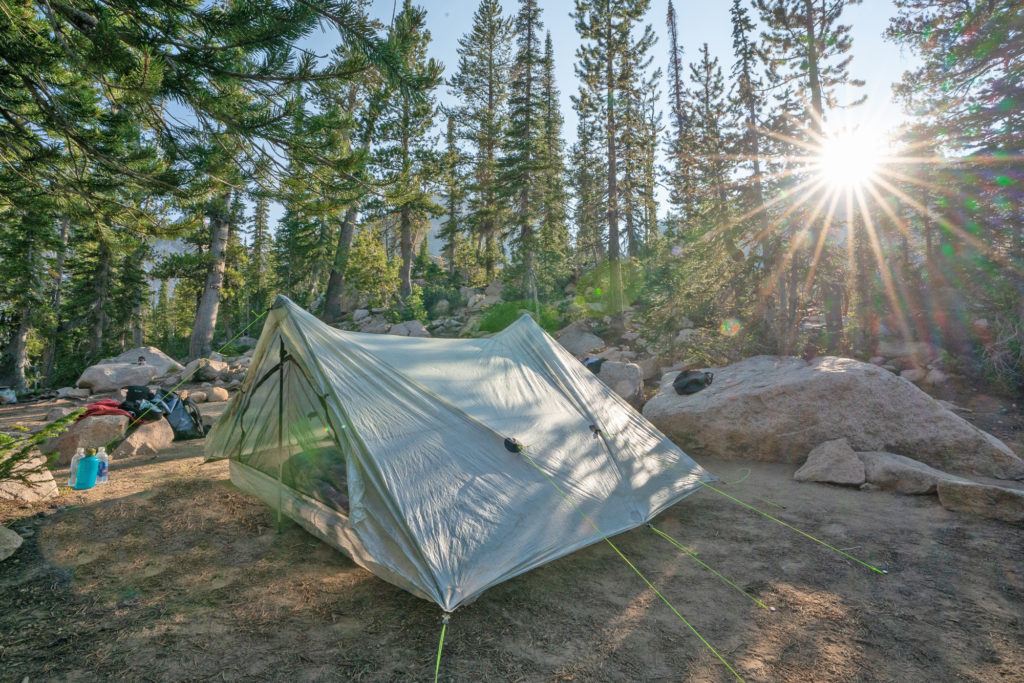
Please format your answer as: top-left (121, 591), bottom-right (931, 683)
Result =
top-left (1, 397), bottom-right (1023, 682)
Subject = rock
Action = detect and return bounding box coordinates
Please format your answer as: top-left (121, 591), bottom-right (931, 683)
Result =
top-left (678, 317), bottom-right (695, 329)
top-left (675, 329), bottom-right (699, 343)
top-left (467, 293), bottom-right (488, 311)
top-left (40, 414), bottom-right (129, 465)
top-left (353, 308), bottom-right (370, 322)
top-left (100, 346), bottom-right (184, 376)
top-left (235, 336), bottom-right (258, 349)
top-left (0, 526), bottom-right (23, 563)
top-left (857, 451), bottom-right (965, 494)
top-left (76, 363), bottom-right (159, 393)
top-left (0, 389), bottom-right (16, 404)
top-left (937, 480), bottom-right (1024, 523)
top-left (0, 455), bottom-right (58, 503)
top-left (112, 419), bottom-right (175, 458)
top-left (430, 299), bottom-right (450, 317)
top-left (637, 356), bottom-right (663, 382)
top-left (190, 391), bottom-right (208, 403)
top-left (484, 280), bottom-right (504, 299)
top-left (900, 368), bottom-right (926, 383)
top-left (596, 361), bottom-right (643, 405)
top-left (556, 321), bottom-right (605, 356)
top-left (56, 387), bottom-right (90, 399)
top-left (389, 320), bottom-right (431, 338)
top-left (925, 368), bottom-right (949, 386)
top-left (642, 355), bottom-right (1024, 479)
top-left (794, 439), bottom-right (866, 486)
top-left (206, 386), bottom-right (230, 402)
top-left (182, 358), bottom-right (229, 382)
top-left (360, 316), bottom-right (392, 334)
top-left (208, 351), bottom-right (225, 362)
top-left (869, 356), bottom-right (886, 366)
top-left (45, 406), bottom-right (77, 422)
top-left (876, 339), bottom-right (935, 362)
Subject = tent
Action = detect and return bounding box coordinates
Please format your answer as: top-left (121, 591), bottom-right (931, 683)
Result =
top-left (206, 295), bottom-right (713, 611)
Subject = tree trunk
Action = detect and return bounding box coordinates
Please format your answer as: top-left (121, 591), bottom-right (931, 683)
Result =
top-left (88, 240), bottom-right (112, 360)
top-left (42, 217), bottom-right (69, 384)
top-left (0, 303), bottom-right (32, 393)
top-left (605, 13), bottom-right (624, 317)
top-left (189, 199), bottom-right (230, 360)
top-left (322, 206), bottom-right (358, 322)
top-left (399, 206), bottom-right (414, 297)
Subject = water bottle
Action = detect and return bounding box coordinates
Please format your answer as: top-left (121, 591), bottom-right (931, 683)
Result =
top-left (72, 451), bottom-right (100, 490)
top-left (68, 448), bottom-right (85, 486)
top-left (96, 447), bottom-right (109, 484)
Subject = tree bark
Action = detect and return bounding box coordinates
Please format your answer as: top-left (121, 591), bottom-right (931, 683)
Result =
top-left (605, 9), bottom-right (624, 318)
top-left (87, 240), bottom-right (112, 360)
top-left (399, 206), bottom-right (414, 297)
top-left (42, 217), bottom-right (69, 384)
top-left (189, 198), bottom-right (230, 360)
top-left (321, 205), bottom-right (359, 322)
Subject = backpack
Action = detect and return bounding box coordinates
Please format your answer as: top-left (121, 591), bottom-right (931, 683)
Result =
top-left (673, 370), bottom-right (714, 396)
top-left (159, 392), bottom-right (207, 440)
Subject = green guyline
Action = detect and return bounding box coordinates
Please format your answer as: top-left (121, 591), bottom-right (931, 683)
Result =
top-left (700, 482), bottom-right (888, 575)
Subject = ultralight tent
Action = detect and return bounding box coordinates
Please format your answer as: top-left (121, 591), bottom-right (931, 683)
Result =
top-left (206, 295), bottom-right (713, 611)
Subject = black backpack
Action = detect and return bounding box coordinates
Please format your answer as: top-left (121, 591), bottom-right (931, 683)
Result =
top-left (673, 370), bottom-right (714, 396)
top-left (159, 392), bottom-right (207, 440)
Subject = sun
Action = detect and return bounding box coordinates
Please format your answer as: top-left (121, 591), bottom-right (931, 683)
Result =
top-left (817, 126), bottom-right (886, 190)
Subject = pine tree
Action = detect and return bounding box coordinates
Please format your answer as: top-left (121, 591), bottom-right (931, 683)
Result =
top-left (439, 115), bottom-right (467, 276)
top-left (449, 0), bottom-right (514, 282)
top-left (501, 0), bottom-right (547, 307)
top-left (663, 0), bottom-right (698, 232)
top-left (536, 31), bottom-right (570, 297)
top-left (574, 0), bottom-right (654, 317)
top-left (368, 1), bottom-right (443, 299)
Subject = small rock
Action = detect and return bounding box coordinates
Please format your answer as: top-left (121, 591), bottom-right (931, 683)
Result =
top-left (206, 386), bottom-right (230, 402)
top-left (0, 526), bottom-right (23, 562)
top-left (56, 387), bottom-right (90, 399)
top-left (555, 321), bottom-right (605, 356)
top-left (675, 329), bottom-right (699, 343)
top-left (190, 391), bottom-right (208, 403)
top-left (596, 361), bottom-right (643, 406)
top-left (925, 368), bottom-right (948, 386)
top-left (353, 309), bottom-right (370, 322)
top-left (794, 438), bottom-right (866, 486)
top-left (182, 358), bottom-right (229, 382)
top-left (112, 419), bottom-right (175, 458)
top-left (900, 368), bottom-right (926, 383)
top-left (937, 480), bottom-right (1024, 523)
top-left (869, 356), bottom-right (886, 366)
top-left (45, 406), bottom-right (77, 422)
top-left (389, 320), bottom-right (431, 338)
top-left (431, 299), bottom-right (450, 317)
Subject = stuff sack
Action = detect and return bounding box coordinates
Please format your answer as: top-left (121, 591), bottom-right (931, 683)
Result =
top-left (160, 392), bottom-right (207, 440)
top-left (673, 370), bottom-right (714, 396)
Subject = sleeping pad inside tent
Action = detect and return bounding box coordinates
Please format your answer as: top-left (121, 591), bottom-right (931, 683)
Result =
top-left (206, 295), bottom-right (714, 611)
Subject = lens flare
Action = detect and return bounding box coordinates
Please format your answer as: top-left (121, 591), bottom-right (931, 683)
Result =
top-left (720, 318), bottom-right (742, 337)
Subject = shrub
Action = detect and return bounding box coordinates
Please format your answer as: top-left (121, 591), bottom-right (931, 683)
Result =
top-left (0, 408), bottom-right (84, 491)
top-left (479, 300), bottom-right (564, 333)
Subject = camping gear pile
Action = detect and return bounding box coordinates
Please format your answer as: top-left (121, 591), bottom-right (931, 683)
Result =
top-left (207, 296), bottom-right (714, 611)
top-left (79, 387), bottom-right (207, 441)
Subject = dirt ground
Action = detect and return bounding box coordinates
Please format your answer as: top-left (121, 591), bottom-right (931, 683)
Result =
top-left (1, 396), bottom-right (1023, 682)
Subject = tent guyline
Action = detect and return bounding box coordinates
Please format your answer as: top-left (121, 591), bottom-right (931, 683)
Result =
top-left (433, 612), bottom-right (450, 683)
top-left (516, 447), bottom-right (745, 683)
top-left (647, 524), bottom-right (772, 611)
top-left (699, 482), bottom-right (888, 575)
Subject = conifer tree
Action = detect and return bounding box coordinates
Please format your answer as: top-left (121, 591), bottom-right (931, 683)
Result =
top-left (439, 115), bottom-right (467, 276)
top-left (501, 0), bottom-right (547, 307)
top-left (449, 0), bottom-right (514, 282)
top-left (536, 32), bottom-right (570, 296)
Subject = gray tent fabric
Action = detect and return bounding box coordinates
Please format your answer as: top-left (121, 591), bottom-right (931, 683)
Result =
top-left (207, 295), bottom-right (714, 611)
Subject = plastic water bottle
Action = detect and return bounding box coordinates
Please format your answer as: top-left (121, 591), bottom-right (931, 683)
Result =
top-left (96, 447), bottom-right (109, 485)
top-left (68, 448), bottom-right (85, 486)
top-left (71, 451), bottom-right (100, 490)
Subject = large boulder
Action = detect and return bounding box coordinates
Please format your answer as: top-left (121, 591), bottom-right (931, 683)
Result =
top-left (794, 438), bottom-right (865, 486)
top-left (76, 363), bottom-right (159, 393)
top-left (100, 346), bottom-right (184, 376)
top-left (642, 355), bottom-right (1024, 479)
top-left (182, 358), bottom-right (229, 382)
top-left (857, 451), bottom-right (965, 495)
top-left (112, 419), bottom-right (175, 458)
top-left (40, 414), bottom-right (129, 465)
top-left (937, 480), bottom-right (1024, 523)
top-left (0, 526), bottom-right (22, 563)
top-left (556, 321), bottom-right (605, 356)
top-left (596, 361), bottom-right (643, 405)
top-left (0, 455), bottom-right (58, 503)
top-left (389, 320), bottom-right (431, 338)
